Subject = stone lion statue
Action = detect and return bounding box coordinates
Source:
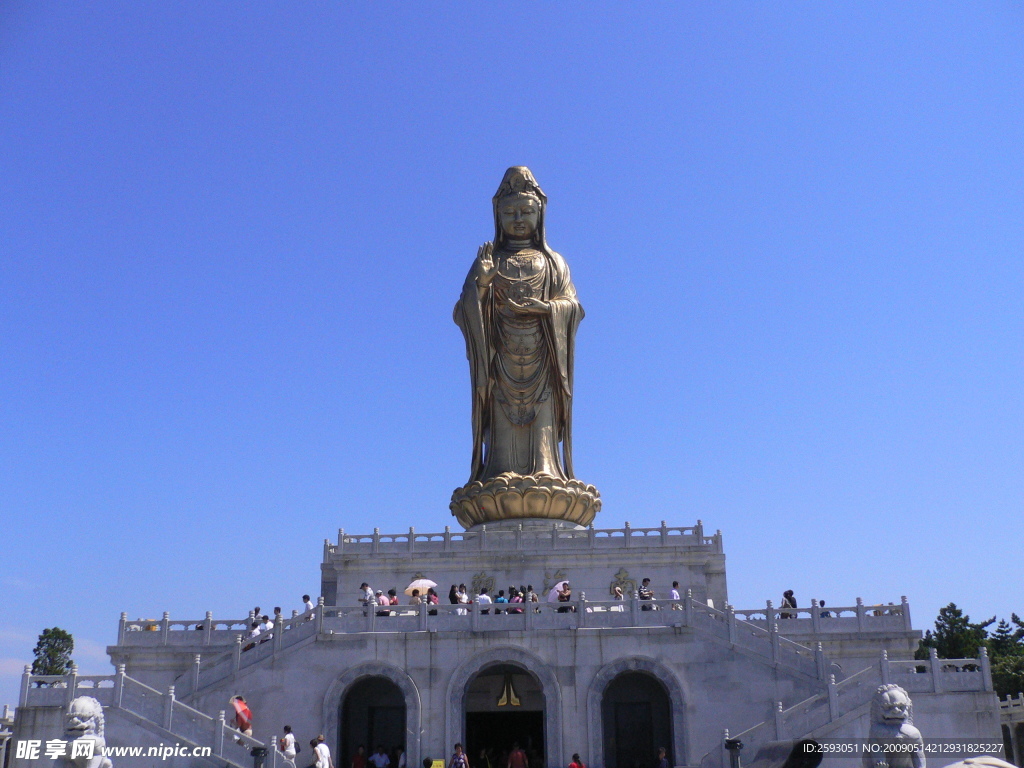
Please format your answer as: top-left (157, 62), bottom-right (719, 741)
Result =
top-left (863, 684), bottom-right (924, 768)
top-left (64, 696), bottom-right (113, 768)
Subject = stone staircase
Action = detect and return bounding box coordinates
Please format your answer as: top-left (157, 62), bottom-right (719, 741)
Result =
top-left (19, 665), bottom-right (263, 768)
top-left (700, 649), bottom-right (994, 768)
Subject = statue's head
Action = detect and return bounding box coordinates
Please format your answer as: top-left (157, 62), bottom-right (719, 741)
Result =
top-left (492, 166), bottom-right (549, 250)
top-left (65, 695), bottom-right (105, 739)
top-left (871, 684), bottom-right (913, 726)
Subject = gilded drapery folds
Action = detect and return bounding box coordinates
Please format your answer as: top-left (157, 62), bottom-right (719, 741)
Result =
top-left (451, 167), bottom-right (600, 529)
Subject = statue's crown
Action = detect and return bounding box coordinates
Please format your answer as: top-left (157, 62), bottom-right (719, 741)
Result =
top-left (494, 166), bottom-right (546, 203)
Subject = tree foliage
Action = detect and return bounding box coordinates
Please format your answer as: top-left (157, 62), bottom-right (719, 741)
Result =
top-left (914, 603), bottom-right (993, 660)
top-left (915, 604), bottom-right (1024, 697)
top-left (31, 627), bottom-right (74, 677)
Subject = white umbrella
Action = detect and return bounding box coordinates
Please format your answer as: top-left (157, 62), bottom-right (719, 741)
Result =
top-left (404, 578), bottom-right (437, 596)
top-left (547, 581), bottom-right (569, 603)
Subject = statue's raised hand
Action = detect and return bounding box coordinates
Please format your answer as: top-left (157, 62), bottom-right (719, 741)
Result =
top-left (475, 242), bottom-right (497, 287)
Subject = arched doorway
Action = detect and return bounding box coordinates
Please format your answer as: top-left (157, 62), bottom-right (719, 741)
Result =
top-left (601, 672), bottom-right (673, 768)
top-left (340, 676), bottom-right (407, 768)
top-left (464, 664), bottom-right (545, 765)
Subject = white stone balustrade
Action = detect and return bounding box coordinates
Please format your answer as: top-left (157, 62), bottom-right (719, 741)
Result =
top-left (323, 520), bottom-right (721, 557)
top-left (18, 665), bottom-right (263, 768)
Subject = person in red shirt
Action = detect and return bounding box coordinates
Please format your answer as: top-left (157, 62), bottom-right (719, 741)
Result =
top-left (568, 754), bottom-right (585, 768)
top-left (507, 743), bottom-right (528, 768)
top-left (352, 744), bottom-right (367, 768)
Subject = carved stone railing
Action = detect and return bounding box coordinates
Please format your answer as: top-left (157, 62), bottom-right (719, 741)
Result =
top-left (171, 593), bottom-right (840, 700)
top-left (19, 665), bottom-right (263, 768)
top-left (732, 596), bottom-right (914, 634)
top-left (117, 605), bottom-right (317, 646)
top-left (323, 520), bottom-right (723, 557)
top-left (701, 648), bottom-right (994, 768)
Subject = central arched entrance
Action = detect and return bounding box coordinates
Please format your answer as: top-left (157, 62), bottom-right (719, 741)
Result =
top-left (465, 664), bottom-right (545, 765)
top-left (340, 676), bottom-right (407, 768)
top-left (601, 671), bottom-right (674, 768)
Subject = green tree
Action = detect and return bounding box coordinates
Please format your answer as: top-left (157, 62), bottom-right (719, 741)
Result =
top-left (988, 617), bottom-right (1024, 659)
top-left (914, 603), bottom-right (993, 660)
top-left (31, 627), bottom-right (74, 678)
top-left (991, 654), bottom-right (1024, 699)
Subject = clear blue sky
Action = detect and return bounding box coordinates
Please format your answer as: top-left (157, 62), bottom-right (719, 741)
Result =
top-left (2, 4), bottom-right (1022, 707)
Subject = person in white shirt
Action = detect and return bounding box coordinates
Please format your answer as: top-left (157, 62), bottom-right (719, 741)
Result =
top-left (369, 745), bottom-right (390, 768)
top-left (279, 725), bottom-right (297, 768)
top-left (670, 581), bottom-right (681, 609)
top-left (476, 588), bottom-right (492, 614)
top-left (302, 594), bottom-right (315, 621)
top-left (312, 736), bottom-right (334, 768)
top-left (360, 583), bottom-right (374, 608)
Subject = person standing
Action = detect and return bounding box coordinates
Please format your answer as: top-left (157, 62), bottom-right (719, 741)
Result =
top-left (780, 590), bottom-right (796, 619)
top-left (449, 743), bottom-right (470, 768)
top-left (352, 745), bottom-right (367, 768)
top-left (314, 736), bottom-right (335, 768)
top-left (279, 725), bottom-right (297, 768)
top-left (457, 585), bottom-right (470, 614)
top-left (476, 588), bottom-right (492, 614)
top-left (639, 578), bottom-right (655, 610)
top-left (656, 747), bottom-right (669, 768)
top-left (303, 594), bottom-right (316, 621)
top-left (669, 581), bottom-right (681, 610)
top-left (369, 745), bottom-right (390, 768)
top-left (507, 742), bottom-right (528, 768)
top-left (568, 754), bottom-right (585, 768)
top-left (360, 583), bottom-right (374, 608)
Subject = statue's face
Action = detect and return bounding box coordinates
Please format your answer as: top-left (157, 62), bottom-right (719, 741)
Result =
top-left (65, 699), bottom-right (101, 738)
top-left (879, 689), bottom-right (911, 722)
top-left (498, 195), bottom-right (540, 240)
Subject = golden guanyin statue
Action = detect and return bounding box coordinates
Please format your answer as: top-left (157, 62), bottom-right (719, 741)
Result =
top-left (451, 167), bottom-right (600, 529)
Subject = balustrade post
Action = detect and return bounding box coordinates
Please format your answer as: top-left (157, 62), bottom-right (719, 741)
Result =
top-left (118, 612), bottom-right (127, 645)
top-left (721, 729), bottom-right (731, 768)
top-left (19, 665), bottom-right (31, 707)
top-left (766, 600), bottom-right (775, 625)
top-left (444, 526), bottom-right (451, 552)
top-left (480, 525), bottom-right (487, 550)
top-left (551, 523), bottom-right (558, 549)
top-left (515, 524), bottom-right (523, 550)
top-left (372, 528), bottom-right (380, 554)
top-left (630, 595), bottom-right (640, 626)
top-left (578, 592), bottom-right (587, 628)
top-left (66, 664), bottom-right (79, 706)
top-left (368, 601), bottom-right (376, 632)
top-left (273, 616), bottom-right (284, 652)
top-left (827, 675), bottom-right (839, 720)
top-left (815, 643), bottom-right (826, 680)
top-left (216, 711), bottom-right (226, 757)
top-left (880, 650), bottom-right (891, 684)
top-left (233, 636), bottom-right (243, 673)
top-left (695, 519), bottom-right (704, 541)
top-left (409, 527), bottom-right (415, 553)
top-left (471, 601), bottom-right (479, 632)
top-left (115, 664), bottom-right (126, 708)
top-left (980, 647), bottom-right (992, 691)
top-left (856, 598), bottom-right (865, 632)
top-left (316, 597), bottom-right (325, 635)
top-left (715, 529), bottom-right (723, 553)
top-left (660, 520), bottom-right (668, 545)
top-left (774, 701), bottom-right (785, 739)
top-left (419, 602), bottom-right (428, 631)
top-left (204, 611), bottom-right (213, 645)
top-left (727, 606), bottom-right (738, 644)
top-left (192, 655), bottom-right (202, 693)
top-left (161, 612), bottom-right (170, 645)
top-left (811, 599), bottom-right (821, 634)
top-left (337, 528), bottom-right (345, 551)
top-left (901, 596), bottom-right (912, 631)
top-left (929, 648), bottom-right (940, 692)
top-left (525, 600), bottom-right (534, 631)
top-left (323, 539), bottom-right (330, 560)
top-left (164, 686), bottom-right (175, 730)
top-left (588, 524), bottom-right (596, 548)
top-left (624, 521), bottom-right (632, 548)
top-left (684, 589), bottom-right (694, 627)
top-left (770, 623), bottom-right (780, 666)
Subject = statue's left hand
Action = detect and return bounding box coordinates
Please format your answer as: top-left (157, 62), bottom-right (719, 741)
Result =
top-left (508, 298), bottom-right (551, 315)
